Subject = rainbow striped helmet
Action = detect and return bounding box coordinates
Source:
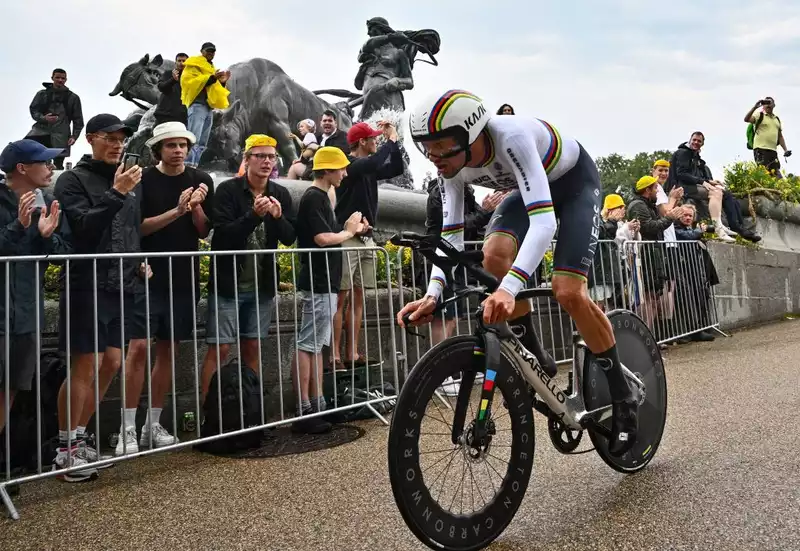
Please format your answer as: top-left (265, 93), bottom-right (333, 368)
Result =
top-left (408, 89), bottom-right (490, 155)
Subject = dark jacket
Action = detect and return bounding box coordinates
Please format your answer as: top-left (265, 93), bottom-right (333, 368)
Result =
top-left (54, 155), bottom-right (143, 293)
top-left (335, 140), bottom-right (405, 238)
top-left (208, 176), bottom-right (296, 298)
top-left (0, 185), bottom-right (73, 335)
top-left (315, 130), bottom-right (349, 153)
top-left (26, 83), bottom-right (84, 156)
top-left (153, 69), bottom-right (188, 125)
top-left (667, 143), bottom-right (712, 193)
top-left (588, 219), bottom-right (624, 288)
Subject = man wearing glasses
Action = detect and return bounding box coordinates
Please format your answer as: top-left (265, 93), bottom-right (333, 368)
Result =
top-left (53, 113), bottom-right (143, 481)
top-left (200, 134), bottom-right (295, 405)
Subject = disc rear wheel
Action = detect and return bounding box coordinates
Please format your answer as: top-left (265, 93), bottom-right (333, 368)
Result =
top-left (583, 309), bottom-right (668, 473)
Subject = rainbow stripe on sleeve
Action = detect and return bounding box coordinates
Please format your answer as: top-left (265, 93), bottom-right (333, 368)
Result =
top-left (507, 265), bottom-right (530, 285)
top-left (441, 223), bottom-right (465, 237)
top-left (526, 200), bottom-right (554, 217)
top-left (538, 119), bottom-right (563, 174)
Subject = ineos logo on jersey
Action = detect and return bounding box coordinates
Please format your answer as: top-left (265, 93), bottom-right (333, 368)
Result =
top-left (506, 148), bottom-right (530, 192)
top-left (464, 104), bottom-right (487, 130)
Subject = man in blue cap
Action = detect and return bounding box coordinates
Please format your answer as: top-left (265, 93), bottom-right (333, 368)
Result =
top-left (0, 139), bottom-right (72, 459)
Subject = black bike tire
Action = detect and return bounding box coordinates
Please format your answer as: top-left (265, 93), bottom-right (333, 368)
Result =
top-left (585, 309), bottom-right (669, 474)
top-left (388, 335), bottom-right (535, 551)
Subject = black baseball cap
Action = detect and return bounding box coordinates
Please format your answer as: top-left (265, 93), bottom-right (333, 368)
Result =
top-left (0, 139), bottom-right (64, 172)
top-left (201, 42), bottom-right (216, 52)
top-left (86, 114), bottom-right (133, 137)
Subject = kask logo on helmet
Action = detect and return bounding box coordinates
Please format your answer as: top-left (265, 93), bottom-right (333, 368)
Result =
top-left (463, 104), bottom-right (487, 130)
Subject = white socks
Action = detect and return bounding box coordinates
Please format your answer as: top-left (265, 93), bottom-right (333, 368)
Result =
top-left (144, 408), bottom-right (162, 429)
top-left (122, 407), bottom-right (162, 432)
top-left (123, 408), bottom-right (137, 431)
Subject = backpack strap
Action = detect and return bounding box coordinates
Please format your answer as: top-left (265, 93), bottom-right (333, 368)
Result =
top-left (753, 112), bottom-right (765, 132)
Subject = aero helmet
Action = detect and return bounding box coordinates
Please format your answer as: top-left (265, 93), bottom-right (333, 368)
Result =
top-left (408, 90), bottom-right (491, 162)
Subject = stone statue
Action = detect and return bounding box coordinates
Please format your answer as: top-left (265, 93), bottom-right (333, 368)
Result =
top-left (109, 54), bottom-right (353, 172)
top-left (354, 17), bottom-right (441, 121)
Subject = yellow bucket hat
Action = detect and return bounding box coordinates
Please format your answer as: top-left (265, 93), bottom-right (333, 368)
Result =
top-left (244, 134), bottom-right (277, 153)
top-left (653, 159), bottom-right (670, 168)
top-left (635, 175), bottom-right (658, 191)
top-left (313, 146), bottom-right (350, 170)
top-left (603, 193), bottom-right (625, 211)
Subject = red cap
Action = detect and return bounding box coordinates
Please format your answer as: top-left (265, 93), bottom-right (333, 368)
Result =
top-left (347, 122), bottom-right (382, 145)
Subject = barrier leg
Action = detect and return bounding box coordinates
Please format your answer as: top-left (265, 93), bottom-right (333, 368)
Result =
top-left (0, 483), bottom-right (19, 520)
top-left (710, 326), bottom-right (730, 338)
top-left (365, 403), bottom-right (389, 426)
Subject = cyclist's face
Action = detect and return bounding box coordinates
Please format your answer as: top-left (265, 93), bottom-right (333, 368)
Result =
top-left (417, 137), bottom-right (466, 178)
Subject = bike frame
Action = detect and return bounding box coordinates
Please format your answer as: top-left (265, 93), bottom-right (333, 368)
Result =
top-left (489, 322), bottom-right (645, 431)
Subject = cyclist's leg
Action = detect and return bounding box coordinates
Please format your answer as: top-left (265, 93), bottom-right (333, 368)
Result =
top-left (483, 191), bottom-right (558, 377)
top-left (550, 144), bottom-right (637, 456)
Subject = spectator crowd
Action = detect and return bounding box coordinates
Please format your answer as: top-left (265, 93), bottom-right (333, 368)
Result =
top-left (0, 53), bottom-right (786, 489)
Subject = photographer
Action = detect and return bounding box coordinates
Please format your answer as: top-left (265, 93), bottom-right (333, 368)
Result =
top-left (744, 97), bottom-right (791, 175)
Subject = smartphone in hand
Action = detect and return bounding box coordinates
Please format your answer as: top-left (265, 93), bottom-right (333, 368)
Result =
top-left (122, 153), bottom-right (140, 171)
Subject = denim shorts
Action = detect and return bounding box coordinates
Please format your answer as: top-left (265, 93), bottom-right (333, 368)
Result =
top-left (296, 292), bottom-right (338, 354)
top-left (205, 291), bottom-right (274, 345)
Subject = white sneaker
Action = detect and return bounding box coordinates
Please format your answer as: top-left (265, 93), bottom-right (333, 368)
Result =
top-left (139, 423), bottom-right (179, 449)
top-left (114, 427), bottom-right (139, 456)
top-left (52, 446), bottom-right (98, 483)
top-left (77, 440), bottom-right (114, 470)
top-left (716, 228), bottom-right (735, 242)
top-left (438, 376), bottom-right (461, 397)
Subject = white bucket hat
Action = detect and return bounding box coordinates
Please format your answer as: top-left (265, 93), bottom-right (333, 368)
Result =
top-left (145, 121), bottom-right (197, 147)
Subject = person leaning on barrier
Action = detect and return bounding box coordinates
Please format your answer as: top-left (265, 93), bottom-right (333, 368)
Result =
top-left (331, 121), bottom-right (404, 372)
top-left (626, 176), bottom-right (688, 331)
top-left (53, 113), bottom-right (144, 482)
top-left (588, 194), bottom-right (639, 312)
top-left (0, 140), bottom-right (72, 443)
top-left (200, 134), bottom-right (295, 405)
top-left (673, 204), bottom-right (718, 343)
top-left (115, 122), bottom-right (214, 456)
top-left (291, 147), bottom-right (369, 434)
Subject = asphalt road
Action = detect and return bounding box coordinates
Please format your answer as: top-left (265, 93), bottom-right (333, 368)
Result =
top-left (2, 320), bottom-right (798, 550)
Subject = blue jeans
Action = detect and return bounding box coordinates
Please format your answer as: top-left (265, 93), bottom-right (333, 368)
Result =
top-left (186, 102), bottom-right (213, 167)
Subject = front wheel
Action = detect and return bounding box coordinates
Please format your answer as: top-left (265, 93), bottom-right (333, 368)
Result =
top-left (583, 309), bottom-right (669, 473)
top-left (388, 335), bottom-right (535, 551)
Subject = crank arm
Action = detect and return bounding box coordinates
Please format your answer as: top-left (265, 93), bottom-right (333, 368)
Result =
top-left (581, 416), bottom-right (612, 439)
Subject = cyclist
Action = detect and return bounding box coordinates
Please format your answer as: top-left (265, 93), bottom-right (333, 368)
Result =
top-left (397, 89), bottom-right (638, 456)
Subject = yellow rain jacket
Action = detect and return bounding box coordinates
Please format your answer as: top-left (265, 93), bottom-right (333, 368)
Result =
top-left (180, 55), bottom-right (230, 109)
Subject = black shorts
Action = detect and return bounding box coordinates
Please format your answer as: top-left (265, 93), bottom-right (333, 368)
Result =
top-left (58, 289), bottom-right (138, 354)
top-left (0, 334), bottom-right (38, 392)
top-left (129, 290), bottom-right (199, 342)
top-left (485, 143), bottom-right (602, 281)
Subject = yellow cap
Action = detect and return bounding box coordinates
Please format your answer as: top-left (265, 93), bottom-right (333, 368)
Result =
top-left (603, 193), bottom-right (625, 211)
top-left (653, 159), bottom-right (670, 168)
top-left (636, 175), bottom-right (658, 191)
top-left (313, 146), bottom-right (350, 170)
top-left (244, 134), bottom-right (277, 152)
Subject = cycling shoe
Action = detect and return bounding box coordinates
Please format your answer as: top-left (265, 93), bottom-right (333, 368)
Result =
top-left (608, 397), bottom-right (639, 457)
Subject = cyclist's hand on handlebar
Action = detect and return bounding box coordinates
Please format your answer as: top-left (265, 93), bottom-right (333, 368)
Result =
top-left (481, 289), bottom-right (515, 324)
top-left (397, 296), bottom-right (437, 327)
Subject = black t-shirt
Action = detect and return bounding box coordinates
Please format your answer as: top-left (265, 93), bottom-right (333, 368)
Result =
top-left (296, 186), bottom-right (342, 294)
top-left (140, 166), bottom-right (215, 294)
top-left (335, 140), bottom-right (404, 238)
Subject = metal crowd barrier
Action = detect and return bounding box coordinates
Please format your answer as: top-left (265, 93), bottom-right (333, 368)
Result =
top-left (394, 238), bottom-right (723, 373)
top-left (0, 245), bottom-right (399, 519)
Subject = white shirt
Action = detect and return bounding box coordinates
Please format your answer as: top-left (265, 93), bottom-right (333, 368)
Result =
top-left (655, 184), bottom-right (677, 243)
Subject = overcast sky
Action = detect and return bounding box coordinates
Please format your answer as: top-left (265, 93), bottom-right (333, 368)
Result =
top-left (2, 0), bottom-right (798, 188)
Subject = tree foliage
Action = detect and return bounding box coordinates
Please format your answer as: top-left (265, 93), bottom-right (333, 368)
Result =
top-left (595, 150), bottom-right (675, 201)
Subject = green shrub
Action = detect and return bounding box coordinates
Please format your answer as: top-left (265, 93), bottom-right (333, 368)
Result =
top-left (724, 161), bottom-right (800, 204)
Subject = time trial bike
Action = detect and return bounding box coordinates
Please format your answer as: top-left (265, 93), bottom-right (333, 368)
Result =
top-left (387, 231), bottom-right (668, 551)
